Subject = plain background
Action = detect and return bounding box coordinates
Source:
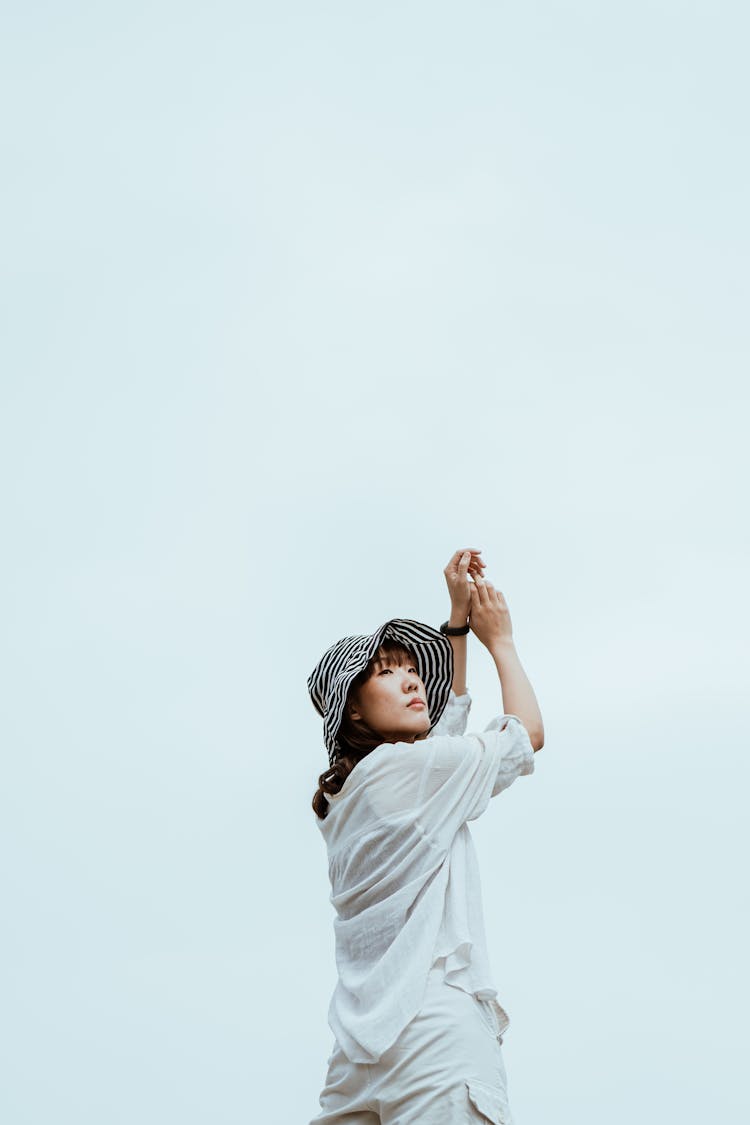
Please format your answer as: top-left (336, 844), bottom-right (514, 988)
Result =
top-left (2, 3), bottom-right (748, 1123)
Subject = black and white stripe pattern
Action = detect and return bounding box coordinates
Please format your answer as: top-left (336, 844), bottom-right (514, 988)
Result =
top-left (307, 618), bottom-right (454, 766)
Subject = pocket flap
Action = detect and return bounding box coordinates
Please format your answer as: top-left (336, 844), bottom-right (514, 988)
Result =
top-left (465, 1078), bottom-right (511, 1124)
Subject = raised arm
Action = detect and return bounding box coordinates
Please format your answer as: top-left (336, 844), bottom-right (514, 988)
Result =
top-left (469, 577), bottom-right (545, 751)
top-left (442, 548), bottom-right (486, 697)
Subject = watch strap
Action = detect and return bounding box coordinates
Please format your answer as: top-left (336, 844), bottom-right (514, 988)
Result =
top-left (439, 620), bottom-right (470, 636)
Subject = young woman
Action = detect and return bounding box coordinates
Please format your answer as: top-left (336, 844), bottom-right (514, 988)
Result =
top-left (307, 549), bottom-right (544, 1125)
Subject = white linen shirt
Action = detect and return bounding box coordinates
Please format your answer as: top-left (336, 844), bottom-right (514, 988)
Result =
top-left (317, 689), bottom-right (535, 1063)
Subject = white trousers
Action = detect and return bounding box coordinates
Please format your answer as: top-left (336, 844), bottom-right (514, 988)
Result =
top-left (310, 963), bottom-right (516, 1124)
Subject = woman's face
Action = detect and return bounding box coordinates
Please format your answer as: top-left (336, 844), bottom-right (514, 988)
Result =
top-left (348, 648), bottom-right (431, 743)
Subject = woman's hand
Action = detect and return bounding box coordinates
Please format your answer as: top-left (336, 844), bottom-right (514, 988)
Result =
top-left (443, 548), bottom-right (485, 624)
top-left (469, 576), bottom-right (514, 650)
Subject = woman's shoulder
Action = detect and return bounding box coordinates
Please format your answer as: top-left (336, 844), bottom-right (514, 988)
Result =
top-left (326, 740), bottom-right (424, 804)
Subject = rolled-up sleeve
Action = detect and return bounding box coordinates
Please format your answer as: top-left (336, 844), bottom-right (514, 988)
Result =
top-left (428, 689), bottom-right (472, 738)
top-left (414, 715), bottom-right (535, 844)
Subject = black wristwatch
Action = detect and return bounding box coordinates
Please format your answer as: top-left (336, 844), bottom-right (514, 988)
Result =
top-left (439, 620), bottom-right (470, 636)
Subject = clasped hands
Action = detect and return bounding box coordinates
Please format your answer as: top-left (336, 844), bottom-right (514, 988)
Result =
top-left (443, 548), bottom-right (514, 649)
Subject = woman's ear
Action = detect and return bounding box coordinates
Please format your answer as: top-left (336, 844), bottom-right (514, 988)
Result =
top-left (348, 701), bottom-right (362, 722)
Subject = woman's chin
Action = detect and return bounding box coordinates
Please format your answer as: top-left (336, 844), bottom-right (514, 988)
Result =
top-left (403, 714), bottom-right (431, 739)
top-left (384, 714), bottom-right (432, 743)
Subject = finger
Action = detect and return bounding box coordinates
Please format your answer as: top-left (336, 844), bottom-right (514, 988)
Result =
top-left (472, 584), bottom-right (489, 612)
top-left (473, 574), bottom-right (491, 606)
top-left (444, 553), bottom-right (461, 577)
top-left (448, 548), bottom-right (481, 578)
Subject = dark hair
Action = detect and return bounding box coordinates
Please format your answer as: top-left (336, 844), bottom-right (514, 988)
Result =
top-left (311, 639), bottom-right (418, 820)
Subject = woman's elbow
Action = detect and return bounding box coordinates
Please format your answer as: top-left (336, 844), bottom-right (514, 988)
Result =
top-left (529, 725), bottom-right (545, 752)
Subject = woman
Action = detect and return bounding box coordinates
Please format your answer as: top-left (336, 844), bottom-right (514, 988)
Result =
top-left (307, 549), bottom-right (544, 1124)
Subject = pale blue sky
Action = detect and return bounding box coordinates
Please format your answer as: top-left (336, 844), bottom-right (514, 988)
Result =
top-left (2, 3), bottom-right (748, 1123)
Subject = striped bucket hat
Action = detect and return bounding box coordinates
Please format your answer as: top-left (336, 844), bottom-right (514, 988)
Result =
top-left (307, 618), bottom-right (454, 766)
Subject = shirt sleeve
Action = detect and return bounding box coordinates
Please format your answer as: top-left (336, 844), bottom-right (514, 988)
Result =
top-left (414, 715), bottom-right (535, 845)
top-left (428, 689), bottom-right (472, 738)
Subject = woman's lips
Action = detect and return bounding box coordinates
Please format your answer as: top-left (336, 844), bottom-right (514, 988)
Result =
top-left (407, 700), bottom-right (426, 709)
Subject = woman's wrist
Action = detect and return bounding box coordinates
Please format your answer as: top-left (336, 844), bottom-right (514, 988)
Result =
top-left (448, 607), bottom-right (469, 629)
top-left (488, 637), bottom-right (517, 663)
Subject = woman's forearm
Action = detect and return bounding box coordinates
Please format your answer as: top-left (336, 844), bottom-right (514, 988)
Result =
top-left (447, 610), bottom-right (469, 696)
top-left (489, 640), bottom-right (544, 750)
